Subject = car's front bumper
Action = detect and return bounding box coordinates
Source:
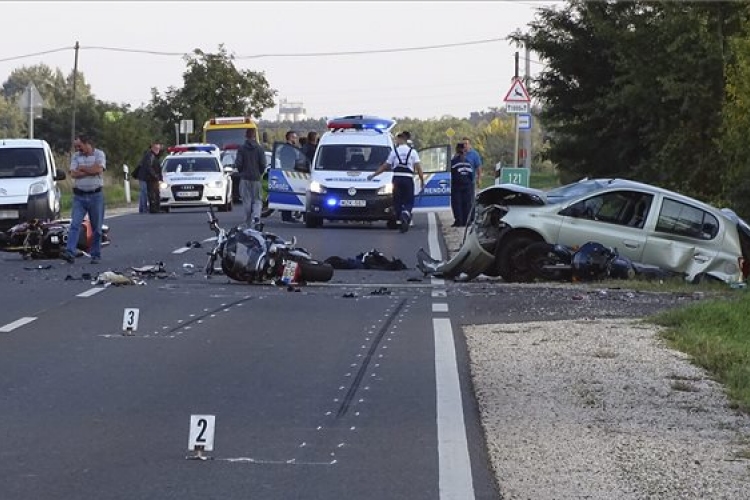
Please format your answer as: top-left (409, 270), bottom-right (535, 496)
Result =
top-left (306, 189), bottom-right (394, 221)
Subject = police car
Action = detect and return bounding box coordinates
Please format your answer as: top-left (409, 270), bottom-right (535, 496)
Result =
top-left (267, 116), bottom-right (453, 228)
top-left (159, 144), bottom-right (233, 212)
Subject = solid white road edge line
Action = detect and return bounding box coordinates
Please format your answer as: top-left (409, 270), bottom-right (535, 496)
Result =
top-left (434, 317), bottom-right (475, 499)
top-left (0, 317), bottom-right (37, 333)
top-left (428, 212), bottom-right (475, 499)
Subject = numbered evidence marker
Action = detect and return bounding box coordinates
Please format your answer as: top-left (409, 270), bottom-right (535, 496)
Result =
top-left (122, 308), bottom-right (140, 336)
top-left (187, 415), bottom-right (216, 460)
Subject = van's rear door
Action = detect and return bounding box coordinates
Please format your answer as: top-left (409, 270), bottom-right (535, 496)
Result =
top-left (413, 145), bottom-right (451, 213)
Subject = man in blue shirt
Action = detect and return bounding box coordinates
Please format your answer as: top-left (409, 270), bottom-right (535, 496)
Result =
top-left (462, 137), bottom-right (483, 198)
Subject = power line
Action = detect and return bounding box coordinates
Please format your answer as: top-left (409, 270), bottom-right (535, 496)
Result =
top-left (1, 37), bottom-right (510, 66)
top-left (233, 37), bottom-right (506, 59)
top-left (0, 47), bottom-right (72, 63)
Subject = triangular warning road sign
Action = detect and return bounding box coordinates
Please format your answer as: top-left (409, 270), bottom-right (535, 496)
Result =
top-left (503, 79), bottom-right (531, 103)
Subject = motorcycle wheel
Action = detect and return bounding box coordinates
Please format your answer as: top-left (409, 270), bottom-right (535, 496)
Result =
top-left (523, 242), bottom-right (572, 282)
top-left (296, 259), bottom-right (334, 283)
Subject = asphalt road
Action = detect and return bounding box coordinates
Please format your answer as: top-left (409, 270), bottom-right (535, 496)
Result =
top-left (0, 207), bottom-right (506, 500)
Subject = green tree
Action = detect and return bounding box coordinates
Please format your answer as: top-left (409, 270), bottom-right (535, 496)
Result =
top-left (0, 95), bottom-right (24, 138)
top-left (149, 45), bottom-right (276, 140)
top-left (513, 1), bottom-right (746, 200)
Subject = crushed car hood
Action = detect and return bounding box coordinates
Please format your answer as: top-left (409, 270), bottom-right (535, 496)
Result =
top-left (476, 184), bottom-right (547, 207)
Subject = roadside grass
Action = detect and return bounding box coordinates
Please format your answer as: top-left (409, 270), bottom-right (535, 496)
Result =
top-left (60, 177), bottom-right (139, 216)
top-left (649, 291), bottom-right (750, 413)
top-left (594, 276), bottom-right (734, 296)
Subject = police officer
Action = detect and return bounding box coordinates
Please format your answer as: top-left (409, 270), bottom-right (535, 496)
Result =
top-left (368, 131), bottom-right (425, 233)
top-left (450, 142), bottom-right (474, 227)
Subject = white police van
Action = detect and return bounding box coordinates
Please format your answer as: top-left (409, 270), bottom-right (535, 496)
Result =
top-left (0, 138), bottom-right (66, 229)
top-left (267, 116), bottom-right (451, 228)
top-left (159, 144), bottom-right (233, 212)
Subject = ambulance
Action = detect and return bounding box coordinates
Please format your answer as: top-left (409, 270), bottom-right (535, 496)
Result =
top-left (267, 115), bottom-right (451, 229)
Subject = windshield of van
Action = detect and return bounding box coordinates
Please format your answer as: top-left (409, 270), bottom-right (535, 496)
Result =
top-left (314, 145), bottom-right (391, 172)
top-left (205, 129), bottom-right (255, 149)
top-left (0, 148), bottom-right (48, 178)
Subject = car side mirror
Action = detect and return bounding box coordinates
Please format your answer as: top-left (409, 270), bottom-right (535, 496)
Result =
top-left (223, 166), bottom-right (234, 173)
top-left (54, 170), bottom-right (66, 181)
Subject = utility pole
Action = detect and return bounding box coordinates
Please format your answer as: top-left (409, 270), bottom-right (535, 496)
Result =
top-left (513, 51), bottom-right (520, 168)
top-left (524, 43), bottom-right (532, 170)
top-left (70, 41), bottom-right (79, 154)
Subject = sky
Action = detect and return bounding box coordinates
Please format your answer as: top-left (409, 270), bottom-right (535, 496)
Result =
top-left (0, 1), bottom-right (562, 121)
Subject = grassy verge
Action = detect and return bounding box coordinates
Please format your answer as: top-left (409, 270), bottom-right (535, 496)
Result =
top-left (60, 180), bottom-right (140, 216)
top-left (649, 291), bottom-right (750, 413)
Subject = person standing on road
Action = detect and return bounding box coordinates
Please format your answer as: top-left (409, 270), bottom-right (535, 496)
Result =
top-left (462, 136), bottom-right (483, 197)
top-left (301, 130), bottom-right (319, 166)
top-left (60, 134), bottom-right (106, 264)
top-left (450, 142), bottom-right (474, 227)
top-left (133, 141), bottom-right (162, 214)
top-left (278, 130), bottom-right (302, 223)
top-left (368, 131), bottom-right (425, 233)
top-left (233, 128), bottom-right (266, 229)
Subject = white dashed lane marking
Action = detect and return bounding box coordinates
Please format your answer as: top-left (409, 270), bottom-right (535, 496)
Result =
top-left (432, 303), bottom-right (449, 313)
top-left (0, 317), bottom-right (37, 333)
top-left (77, 287), bottom-right (107, 298)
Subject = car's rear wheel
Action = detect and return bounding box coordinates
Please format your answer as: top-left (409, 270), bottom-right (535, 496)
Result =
top-left (496, 235), bottom-right (539, 283)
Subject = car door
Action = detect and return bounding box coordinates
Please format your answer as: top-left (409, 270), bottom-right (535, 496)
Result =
top-left (413, 144), bottom-right (451, 213)
top-left (641, 196), bottom-right (722, 280)
top-left (555, 190), bottom-right (653, 262)
top-left (268, 142), bottom-right (311, 212)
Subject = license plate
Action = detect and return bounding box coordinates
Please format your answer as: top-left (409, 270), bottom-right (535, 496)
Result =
top-left (340, 199), bottom-right (366, 207)
top-left (281, 261), bottom-right (299, 285)
top-left (176, 191), bottom-right (199, 198)
top-left (0, 210), bottom-right (19, 219)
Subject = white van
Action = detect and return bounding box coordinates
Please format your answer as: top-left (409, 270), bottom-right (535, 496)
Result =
top-left (267, 116), bottom-right (452, 228)
top-left (0, 139), bottom-right (66, 229)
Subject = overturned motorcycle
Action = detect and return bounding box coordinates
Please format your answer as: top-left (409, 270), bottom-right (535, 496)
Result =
top-left (0, 219), bottom-right (111, 260)
top-left (204, 209), bottom-right (333, 285)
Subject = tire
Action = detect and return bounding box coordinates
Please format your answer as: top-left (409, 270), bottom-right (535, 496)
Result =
top-left (523, 242), bottom-right (572, 282)
top-left (297, 259), bottom-right (334, 282)
top-left (218, 202), bottom-right (228, 213)
top-left (305, 214), bottom-right (322, 228)
top-left (386, 219), bottom-right (398, 230)
top-left (161, 206), bottom-right (170, 213)
top-left (496, 235), bottom-right (539, 283)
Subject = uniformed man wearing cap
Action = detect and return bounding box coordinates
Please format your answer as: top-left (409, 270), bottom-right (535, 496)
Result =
top-left (368, 131), bottom-right (425, 233)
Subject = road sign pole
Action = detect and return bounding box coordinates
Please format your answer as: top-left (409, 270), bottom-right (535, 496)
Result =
top-left (28, 90), bottom-right (33, 139)
top-left (513, 115), bottom-right (520, 168)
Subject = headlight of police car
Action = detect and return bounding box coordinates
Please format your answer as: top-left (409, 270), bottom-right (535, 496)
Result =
top-left (377, 183), bottom-right (393, 195)
top-left (309, 181), bottom-right (327, 194)
top-left (159, 181), bottom-right (168, 190)
top-left (208, 180), bottom-right (223, 188)
top-left (29, 181), bottom-right (48, 196)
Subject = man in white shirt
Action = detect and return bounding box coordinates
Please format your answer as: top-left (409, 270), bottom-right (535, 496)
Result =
top-left (368, 131), bottom-right (425, 233)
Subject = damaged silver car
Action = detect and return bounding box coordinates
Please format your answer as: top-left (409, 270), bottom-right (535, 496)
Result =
top-left (418, 178), bottom-right (750, 284)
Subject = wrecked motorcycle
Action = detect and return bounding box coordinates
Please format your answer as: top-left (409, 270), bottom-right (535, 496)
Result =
top-left (0, 218), bottom-right (110, 260)
top-left (204, 208), bottom-right (333, 285)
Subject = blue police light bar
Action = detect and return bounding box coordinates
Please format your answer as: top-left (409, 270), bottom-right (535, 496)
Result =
top-left (326, 115), bottom-right (396, 132)
top-left (168, 145), bottom-right (218, 154)
top-left (326, 198), bottom-right (338, 207)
